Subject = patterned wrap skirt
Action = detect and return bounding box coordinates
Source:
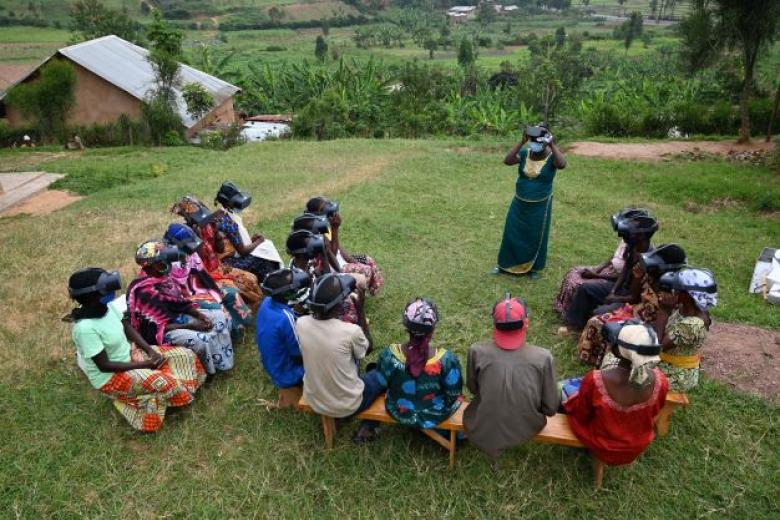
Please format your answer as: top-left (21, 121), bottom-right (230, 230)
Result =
top-left (99, 346), bottom-right (206, 432)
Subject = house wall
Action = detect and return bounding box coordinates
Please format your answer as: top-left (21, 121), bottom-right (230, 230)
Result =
top-left (185, 97), bottom-right (237, 138)
top-left (5, 57), bottom-right (142, 128)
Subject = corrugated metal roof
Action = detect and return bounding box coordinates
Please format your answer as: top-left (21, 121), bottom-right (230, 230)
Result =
top-left (2, 35), bottom-right (240, 128)
top-left (59, 35), bottom-right (240, 128)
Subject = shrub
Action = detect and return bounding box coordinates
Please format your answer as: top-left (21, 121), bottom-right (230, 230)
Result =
top-left (5, 60), bottom-right (77, 144)
top-left (201, 124), bottom-right (245, 150)
top-left (265, 45), bottom-right (286, 51)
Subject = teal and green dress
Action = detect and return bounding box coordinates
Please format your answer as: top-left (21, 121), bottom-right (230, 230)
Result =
top-left (377, 344), bottom-right (463, 429)
top-left (497, 148), bottom-right (558, 274)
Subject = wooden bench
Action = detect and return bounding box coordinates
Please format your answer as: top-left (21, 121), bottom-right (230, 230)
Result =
top-left (657, 392), bottom-right (689, 436)
top-left (298, 395), bottom-right (609, 487)
top-left (298, 391), bottom-right (689, 488)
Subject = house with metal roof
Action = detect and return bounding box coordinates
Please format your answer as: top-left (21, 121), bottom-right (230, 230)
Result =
top-left (0, 35), bottom-right (240, 138)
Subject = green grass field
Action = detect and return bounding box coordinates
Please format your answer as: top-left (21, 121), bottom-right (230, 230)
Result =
top-left (0, 139), bottom-right (777, 517)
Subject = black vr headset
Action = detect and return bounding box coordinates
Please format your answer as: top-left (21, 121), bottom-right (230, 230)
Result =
top-left (292, 213), bottom-right (330, 235)
top-left (611, 207), bottom-right (651, 232)
top-left (615, 214), bottom-right (658, 240)
top-left (492, 292), bottom-right (528, 331)
top-left (286, 230), bottom-right (326, 259)
top-left (602, 320), bottom-right (661, 356)
top-left (307, 273), bottom-right (356, 314)
top-left (216, 181), bottom-right (252, 211)
top-left (187, 205), bottom-right (214, 226)
top-left (658, 268), bottom-right (717, 294)
top-left (68, 269), bottom-right (122, 298)
top-left (640, 244), bottom-right (687, 276)
top-left (261, 267), bottom-right (312, 297)
top-left (319, 200), bottom-right (340, 218)
top-left (402, 298), bottom-right (439, 336)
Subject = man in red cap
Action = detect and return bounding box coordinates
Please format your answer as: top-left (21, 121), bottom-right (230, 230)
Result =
top-left (463, 294), bottom-right (560, 458)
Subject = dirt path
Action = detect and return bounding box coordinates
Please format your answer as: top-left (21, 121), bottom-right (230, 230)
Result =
top-left (1, 190), bottom-right (82, 217)
top-left (567, 140), bottom-right (775, 161)
top-left (702, 322), bottom-right (780, 404)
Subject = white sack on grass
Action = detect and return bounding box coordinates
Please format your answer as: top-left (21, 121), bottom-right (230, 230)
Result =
top-left (749, 247), bottom-right (778, 293)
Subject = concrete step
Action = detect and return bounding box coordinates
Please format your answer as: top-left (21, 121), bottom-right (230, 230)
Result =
top-left (0, 173), bottom-right (65, 213)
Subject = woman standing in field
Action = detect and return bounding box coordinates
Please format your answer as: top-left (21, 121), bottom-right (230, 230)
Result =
top-left (495, 124), bottom-right (567, 278)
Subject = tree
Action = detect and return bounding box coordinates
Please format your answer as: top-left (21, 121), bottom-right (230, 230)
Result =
top-left (191, 43), bottom-right (237, 82)
top-left (424, 36), bottom-right (438, 59)
top-left (69, 0), bottom-right (141, 44)
top-left (268, 6), bottom-right (285, 25)
top-left (477, 3), bottom-right (496, 26)
top-left (617, 11), bottom-right (643, 53)
top-left (6, 60), bottom-right (77, 143)
top-left (315, 35), bottom-right (329, 62)
top-left (678, 0), bottom-right (720, 72)
top-left (144, 10), bottom-right (184, 144)
top-left (617, 0), bottom-right (626, 16)
top-left (555, 26), bottom-right (566, 47)
top-left (717, 0), bottom-right (780, 142)
top-left (457, 37), bottom-right (475, 69)
top-left (182, 83), bottom-right (214, 120)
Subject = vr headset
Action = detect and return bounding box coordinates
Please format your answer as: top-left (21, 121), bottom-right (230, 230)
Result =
top-left (615, 215), bottom-right (658, 240)
top-left (319, 200), bottom-right (340, 218)
top-left (402, 298), bottom-right (439, 336)
top-left (292, 213), bottom-right (330, 235)
top-left (187, 205), bottom-right (214, 226)
top-left (492, 292), bottom-right (528, 331)
top-left (216, 181), bottom-right (252, 211)
top-left (307, 273), bottom-right (356, 314)
top-left (286, 230), bottom-right (326, 259)
top-left (640, 244), bottom-right (687, 275)
top-left (525, 125), bottom-right (549, 141)
top-left (164, 225), bottom-right (203, 255)
top-left (68, 269), bottom-right (122, 298)
top-left (261, 267), bottom-right (312, 297)
top-left (658, 268), bottom-right (717, 294)
top-left (602, 320), bottom-right (661, 356)
top-left (611, 207), bottom-right (651, 232)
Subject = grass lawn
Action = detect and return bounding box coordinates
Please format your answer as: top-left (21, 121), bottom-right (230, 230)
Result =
top-left (0, 139), bottom-right (778, 517)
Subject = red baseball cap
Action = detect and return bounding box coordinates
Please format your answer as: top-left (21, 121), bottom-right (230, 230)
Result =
top-left (493, 295), bottom-right (528, 350)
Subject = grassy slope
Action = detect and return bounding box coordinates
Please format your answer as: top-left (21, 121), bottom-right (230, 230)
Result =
top-left (0, 139), bottom-right (777, 517)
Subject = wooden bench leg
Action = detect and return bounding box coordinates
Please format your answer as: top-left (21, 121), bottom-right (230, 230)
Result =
top-left (449, 430), bottom-right (457, 469)
top-left (655, 402), bottom-right (677, 437)
top-left (321, 415), bottom-right (336, 450)
top-left (593, 459), bottom-right (605, 489)
top-left (277, 386), bottom-right (303, 409)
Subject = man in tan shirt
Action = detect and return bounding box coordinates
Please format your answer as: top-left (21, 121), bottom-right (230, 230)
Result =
top-left (297, 274), bottom-right (385, 441)
top-left (463, 295), bottom-right (560, 458)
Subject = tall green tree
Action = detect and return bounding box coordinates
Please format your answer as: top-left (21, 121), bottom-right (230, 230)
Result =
top-left (717, 0), bottom-right (780, 142)
top-left (6, 60), bottom-right (77, 143)
top-left (144, 10), bottom-right (184, 144)
top-left (69, 0), bottom-right (141, 44)
top-left (678, 0), bottom-right (720, 72)
top-left (457, 37), bottom-right (475, 69)
top-left (315, 35), bottom-right (329, 62)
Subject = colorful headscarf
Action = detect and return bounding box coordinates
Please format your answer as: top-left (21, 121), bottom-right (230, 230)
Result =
top-left (617, 325), bottom-right (661, 387)
top-left (679, 268), bottom-right (718, 311)
top-left (170, 195), bottom-right (211, 226)
top-left (402, 299), bottom-right (439, 379)
top-left (135, 240), bottom-right (165, 266)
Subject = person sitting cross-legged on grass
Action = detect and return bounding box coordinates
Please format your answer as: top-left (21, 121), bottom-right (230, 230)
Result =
top-left (127, 241), bottom-right (234, 376)
top-left (296, 273), bottom-right (386, 443)
top-left (564, 321), bottom-right (669, 466)
top-left (463, 294), bottom-right (559, 458)
top-left (256, 268), bottom-right (311, 398)
top-left (376, 298), bottom-right (463, 431)
top-left (68, 268), bottom-right (206, 432)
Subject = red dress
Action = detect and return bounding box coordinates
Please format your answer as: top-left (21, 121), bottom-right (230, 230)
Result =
top-left (564, 368), bottom-right (668, 465)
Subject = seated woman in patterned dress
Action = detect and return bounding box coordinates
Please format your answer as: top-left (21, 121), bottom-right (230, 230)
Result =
top-left (376, 299), bottom-right (463, 431)
top-left (654, 268), bottom-right (717, 392)
top-left (68, 268), bottom-right (205, 432)
top-left (164, 223), bottom-right (252, 336)
top-left (127, 241), bottom-right (234, 376)
top-left (577, 243), bottom-right (687, 367)
top-left (305, 196), bottom-right (384, 297)
top-left (171, 195), bottom-right (262, 311)
top-left (565, 321), bottom-right (668, 466)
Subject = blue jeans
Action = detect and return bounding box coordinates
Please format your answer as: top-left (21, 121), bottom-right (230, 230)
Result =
top-left (348, 370), bottom-right (386, 428)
